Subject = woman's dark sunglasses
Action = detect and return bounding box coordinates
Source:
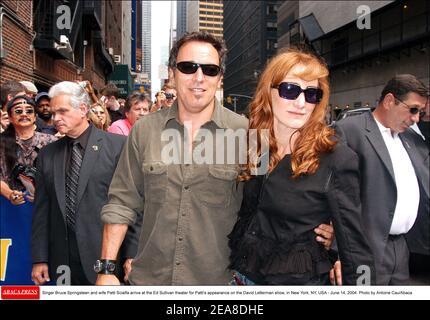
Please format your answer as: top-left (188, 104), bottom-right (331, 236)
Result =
top-left (176, 61), bottom-right (221, 77)
top-left (272, 82), bottom-right (323, 104)
top-left (13, 108), bottom-right (35, 115)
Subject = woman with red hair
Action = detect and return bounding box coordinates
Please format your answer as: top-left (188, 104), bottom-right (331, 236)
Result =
top-left (228, 48), bottom-right (374, 285)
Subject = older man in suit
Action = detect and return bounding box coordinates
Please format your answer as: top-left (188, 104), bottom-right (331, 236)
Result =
top-left (335, 74), bottom-right (429, 285)
top-left (31, 81), bottom-right (139, 285)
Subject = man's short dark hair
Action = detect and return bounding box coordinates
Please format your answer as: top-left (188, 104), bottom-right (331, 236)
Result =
top-left (379, 74), bottom-right (429, 103)
top-left (168, 31), bottom-right (227, 74)
top-left (1, 81), bottom-right (26, 108)
top-left (124, 92), bottom-right (152, 113)
top-left (101, 83), bottom-right (119, 99)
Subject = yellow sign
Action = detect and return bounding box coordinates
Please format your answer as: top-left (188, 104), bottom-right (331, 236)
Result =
top-left (1, 239), bottom-right (12, 281)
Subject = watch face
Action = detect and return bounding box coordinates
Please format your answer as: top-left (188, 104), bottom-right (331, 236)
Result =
top-left (94, 260), bottom-right (116, 274)
top-left (94, 260), bottom-right (102, 273)
top-left (107, 263), bottom-right (116, 272)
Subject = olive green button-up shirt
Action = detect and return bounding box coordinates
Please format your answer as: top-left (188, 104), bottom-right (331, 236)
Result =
top-left (101, 101), bottom-right (248, 285)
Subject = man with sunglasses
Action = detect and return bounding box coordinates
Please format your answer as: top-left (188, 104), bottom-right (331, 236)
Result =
top-left (96, 31), bottom-right (249, 285)
top-left (335, 74), bottom-right (429, 285)
top-left (0, 95), bottom-right (56, 205)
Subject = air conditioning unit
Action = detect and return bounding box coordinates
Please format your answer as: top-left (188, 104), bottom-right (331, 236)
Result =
top-left (108, 47), bottom-right (114, 55)
top-left (114, 55), bottom-right (121, 63)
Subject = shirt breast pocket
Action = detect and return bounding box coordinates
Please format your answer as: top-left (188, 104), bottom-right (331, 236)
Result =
top-left (199, 165), bottom-right (239, 208)
top-left (142, 162), bottom-right (168, 204)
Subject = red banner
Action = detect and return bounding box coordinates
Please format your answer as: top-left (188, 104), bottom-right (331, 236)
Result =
top-left (1, 286), bottom-right (40, 300)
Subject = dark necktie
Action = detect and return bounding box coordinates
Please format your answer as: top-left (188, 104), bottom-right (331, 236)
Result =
top-left (65, 141), bottom-right (83, 230)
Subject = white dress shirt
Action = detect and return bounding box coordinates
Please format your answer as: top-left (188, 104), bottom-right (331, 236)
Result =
top-left (374, 117), bottom-right (420, 235)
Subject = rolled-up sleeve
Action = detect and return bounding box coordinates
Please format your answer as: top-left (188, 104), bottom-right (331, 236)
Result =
top-left (101, 123), bottom-right (145, 225)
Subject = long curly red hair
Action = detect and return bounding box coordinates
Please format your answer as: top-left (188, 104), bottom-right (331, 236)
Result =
top-left (241, 48), bottom-right (336, 180)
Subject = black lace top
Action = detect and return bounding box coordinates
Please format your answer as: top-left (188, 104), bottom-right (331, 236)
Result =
top-left (228, 143), bottom-right (375, 285)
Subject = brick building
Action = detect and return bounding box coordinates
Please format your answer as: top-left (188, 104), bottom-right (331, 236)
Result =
top-left (0, 1), bottom-right (34, 83)
top-left (1, 0), bottom-right (123, 92)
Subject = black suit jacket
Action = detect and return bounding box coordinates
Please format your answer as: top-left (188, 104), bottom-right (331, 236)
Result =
top-left (31, 126), bottom-right (141, 284)
top-left (335, 112), bottom-right (430, 281)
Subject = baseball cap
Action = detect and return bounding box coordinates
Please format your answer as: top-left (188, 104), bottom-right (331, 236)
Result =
top-left (35, 92), bottom-right (50, 104)
top-left (20, 81), bottom-right (38, 95)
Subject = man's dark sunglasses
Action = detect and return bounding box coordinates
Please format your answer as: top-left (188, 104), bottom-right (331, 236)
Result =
top-left (13, 108), bottom-right (35, 115)
top-left (393, 96), bottom-right (426, 117)
top-left (176, 61), bottom-right (221, 77)
top-left (272, 82), bottom-right (323, 104)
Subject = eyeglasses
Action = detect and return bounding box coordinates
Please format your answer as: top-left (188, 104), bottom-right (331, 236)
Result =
top-left (13, 108), bottom-right (35, 115)
top-left (176, 61), bottom-right (221, 77)
top-left (272, 82), bottom-right (323, 104)
top-left (394, 96), bottom-right (426, 117)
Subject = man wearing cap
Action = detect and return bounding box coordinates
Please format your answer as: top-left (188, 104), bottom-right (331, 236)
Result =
top-left (20, 81), bottom-right (38, 100)
top-left (35, 92), bottom-right (57, 135)
top-left (0, 95), bottom-right (57, 205)
top-left (1, 81), bottom-right (26, 132)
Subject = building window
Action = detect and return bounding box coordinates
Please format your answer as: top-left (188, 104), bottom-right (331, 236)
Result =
top-left (331, 38), bottom-right (348, 65)
top-left (267, 5), bottom-right (278, 15)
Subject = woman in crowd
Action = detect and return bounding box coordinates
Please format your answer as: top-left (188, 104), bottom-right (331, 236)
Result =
top-left (89, 102), bottom-right (111, 131)
top-left (228, 48), bottom-right (374, 285)
top-left (0, 95), bottom-right (57, 205)
top-left (108, 92), bottom-right (151, 136)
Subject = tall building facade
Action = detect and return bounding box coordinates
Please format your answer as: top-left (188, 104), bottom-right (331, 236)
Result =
top-left (122, 0), bottom-right (132, 68)
top-left (176, 0), bottom-right (187, 39)
top-left (277, 0), bottom-right (429, 120)
top-left (223, 1), bottom-right (281, 113)
top-left (187, 0), bottom-right (223, 39)
top-left (142, 1), bottom-right (151, 83)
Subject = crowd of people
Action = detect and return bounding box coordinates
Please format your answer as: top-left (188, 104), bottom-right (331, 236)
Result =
top-left (0, 31), bottom-right (428, 286)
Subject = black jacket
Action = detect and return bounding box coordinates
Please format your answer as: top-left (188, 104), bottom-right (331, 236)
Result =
top-left (229, 142), bottom-right (375, 285)
top-left (32, 126), bottom-right (141, 284)
top-left (335, 112), bottom-right (429, 282)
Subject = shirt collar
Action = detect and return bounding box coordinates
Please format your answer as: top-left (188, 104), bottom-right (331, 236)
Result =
top-left (67, 123), bottom-right (92, 149)
top-left (373, 114), bottom-right (398, 138)
top-left (162, 99), bottom-right (227, 129)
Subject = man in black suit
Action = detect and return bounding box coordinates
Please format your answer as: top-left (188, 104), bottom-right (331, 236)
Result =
top-left (335, 74), bottom-right (429, 285)
top-left (31, 81), bottom-right (139, 285)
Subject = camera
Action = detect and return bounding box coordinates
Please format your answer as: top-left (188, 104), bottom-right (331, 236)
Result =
top-left (165, 93), bottom-right (175, 100)
top-left (11, 163), bottom-right (37, 184)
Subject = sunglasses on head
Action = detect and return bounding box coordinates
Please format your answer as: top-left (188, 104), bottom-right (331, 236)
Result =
top-left (393, 96), bottom-right (426, 117)
top-left (176, 61), bottom-right (221, 77)
top-left (272, 82), bottom-right (323, 104)
top-left (13, 108), bottom-right (35, 115)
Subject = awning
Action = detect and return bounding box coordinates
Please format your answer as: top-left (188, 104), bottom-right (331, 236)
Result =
top-left (298, 13), bottom-right (324, 42)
